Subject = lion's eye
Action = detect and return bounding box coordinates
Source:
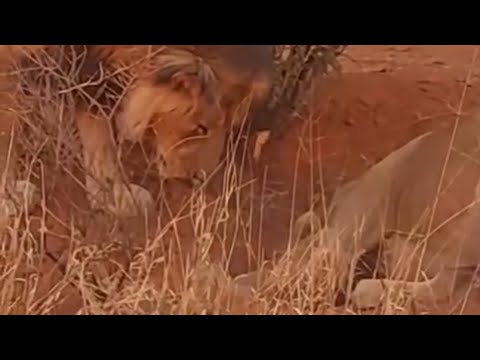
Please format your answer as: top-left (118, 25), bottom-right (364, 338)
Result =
top-left (197, 124), bottom-right (208, 136)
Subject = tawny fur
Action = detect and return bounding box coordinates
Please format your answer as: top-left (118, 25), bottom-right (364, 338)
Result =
top-left (235, 111), bottom-right (480, 309)
top-left (297, 112), bottom-right (480, 308)
top-left (0, 45), bottom-right (275, 216)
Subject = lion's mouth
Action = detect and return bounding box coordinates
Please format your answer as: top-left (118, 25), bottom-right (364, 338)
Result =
top-left (157, 153), bottom-right (207, 187)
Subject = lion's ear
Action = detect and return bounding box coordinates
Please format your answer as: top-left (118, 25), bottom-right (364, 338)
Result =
top-left (154, 61), bottom-right (206, 99)
top-left (170, 71), bottom-right (202, 98)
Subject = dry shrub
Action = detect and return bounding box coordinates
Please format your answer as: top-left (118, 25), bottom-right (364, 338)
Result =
top-left (266, 45), bottom-right (347, 134)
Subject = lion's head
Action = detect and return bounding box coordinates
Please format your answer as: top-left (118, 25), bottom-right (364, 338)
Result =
top-left (117, 54), bottom-right (227, 183)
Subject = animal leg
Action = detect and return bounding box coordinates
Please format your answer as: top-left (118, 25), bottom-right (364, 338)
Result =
top-left (351, 266), bottom-right (459, 310)
top-left (76, 111), bottom-right (154, 217)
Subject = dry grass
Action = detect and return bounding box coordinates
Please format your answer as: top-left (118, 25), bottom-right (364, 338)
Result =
top-left (1, 45), bottom-right (479, 315)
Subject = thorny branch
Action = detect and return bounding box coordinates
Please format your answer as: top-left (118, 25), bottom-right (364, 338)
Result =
top-left (265, 45), bottom-right (347, 134)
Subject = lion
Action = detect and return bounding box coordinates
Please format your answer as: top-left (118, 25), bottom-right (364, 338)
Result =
top-left (0, 45), bottom-right (274, 217)
top-left (234, 110), bottom-right (480, 311)
top-left (303, 110), bottom-right (480, 310)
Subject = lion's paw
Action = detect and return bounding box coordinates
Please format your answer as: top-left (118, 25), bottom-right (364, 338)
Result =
top-left (351, 277), bottom-right (428, 310)
top-left (351, 278), bottom-right (387, 309)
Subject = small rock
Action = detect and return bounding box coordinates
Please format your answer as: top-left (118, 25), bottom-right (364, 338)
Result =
top-left (344, 117), bottom-right (356, 126)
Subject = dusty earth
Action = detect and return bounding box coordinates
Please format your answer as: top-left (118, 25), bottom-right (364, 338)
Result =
top-left (9, 45), bottom-right (480, 315)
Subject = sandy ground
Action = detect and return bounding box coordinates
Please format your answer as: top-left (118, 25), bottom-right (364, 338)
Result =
top-left (10, 45), bottom-right (480, 314)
